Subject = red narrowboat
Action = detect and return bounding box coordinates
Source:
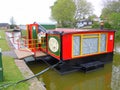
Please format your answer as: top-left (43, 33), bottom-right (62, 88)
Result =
top-left (26, 24), bottom-right (115, 74)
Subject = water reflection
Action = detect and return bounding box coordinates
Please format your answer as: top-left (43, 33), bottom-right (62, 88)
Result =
top-left (111, 65), bottom-right (120, 90)
top-left (28, 61), bottom-right (113, 90)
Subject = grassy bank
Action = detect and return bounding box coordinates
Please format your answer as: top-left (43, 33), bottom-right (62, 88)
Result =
top-left (0, 30), bottom-right (29, 90)
top-left (113, 53), bottom-right (120, 66)
top-left (21, 30), bottom-right (27, 37)
top-left (1, 56), bottom-right (29, 90)
top-left (0, 30), bottom-right (10, 51)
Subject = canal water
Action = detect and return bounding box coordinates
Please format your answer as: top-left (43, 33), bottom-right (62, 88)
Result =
top-left (27, 58), bottom-right (120, 90)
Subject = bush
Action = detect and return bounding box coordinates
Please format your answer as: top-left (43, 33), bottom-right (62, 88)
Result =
top-left (92, 22), bottom-right (99, 29)
top-left (10, 25), bottom-right (17, 29)
top-left (92, 21), bottom-right (113, 29)
top-left (115, 30), bottom-right (120, 42)
top-left (104, 22), bottom-right (112, 29)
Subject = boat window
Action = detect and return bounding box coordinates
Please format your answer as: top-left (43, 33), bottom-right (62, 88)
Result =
top-left (100, 34), bottom-right (106, 52)
top-left (82, 38), bottom-right (98, 55)
top-left (73, 33), bottom-right (107, 57)
top-left (73, 36), bottom-right (80, 56)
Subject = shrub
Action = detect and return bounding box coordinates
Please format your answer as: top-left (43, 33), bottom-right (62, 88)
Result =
top-left (115, 30), bottom-right (120, 42)
top-left (104, 22), bottom-right (112, 29)
top-left (92, 22), bottom-right (99, 29)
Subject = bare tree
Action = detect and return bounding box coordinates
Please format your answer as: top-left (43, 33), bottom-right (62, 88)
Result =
top-left (10, 16), bottom-right (16, 29)
top-left (74, 0), bottom-right (93, 21)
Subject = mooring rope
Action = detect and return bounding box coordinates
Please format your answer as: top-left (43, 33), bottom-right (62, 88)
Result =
top-left (0, 62), bottom-right (59, 89)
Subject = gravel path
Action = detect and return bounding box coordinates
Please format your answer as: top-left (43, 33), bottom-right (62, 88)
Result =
top-left (2, 50), bottom-right (17, 58)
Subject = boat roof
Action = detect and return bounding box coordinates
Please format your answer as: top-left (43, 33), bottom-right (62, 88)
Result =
top-left (54, 28), bottom-right (116, 34)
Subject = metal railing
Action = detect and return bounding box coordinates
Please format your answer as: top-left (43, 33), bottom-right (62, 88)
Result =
top-left (16, 37), bottom-right (46, 56)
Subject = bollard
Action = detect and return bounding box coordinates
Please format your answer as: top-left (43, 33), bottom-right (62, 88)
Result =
top-left (0, 48), bottom-right (3, 81)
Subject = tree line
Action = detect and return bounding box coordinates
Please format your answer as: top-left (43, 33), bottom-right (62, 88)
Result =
top-left (51, 0), bottom-right (93, 28)
top-left (101, 0), bottom-right (120, 41)
top-left (51, 0), bottom-right (120, 31)
top-left (101, 0), bottom-right (120, 30)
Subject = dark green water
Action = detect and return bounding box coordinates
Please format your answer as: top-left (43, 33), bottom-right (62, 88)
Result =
top-left (28, 58), bottom-right (120, 90)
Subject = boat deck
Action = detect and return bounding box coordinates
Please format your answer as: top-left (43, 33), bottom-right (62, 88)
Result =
top-left (14, 48), bottom-right (34, 59)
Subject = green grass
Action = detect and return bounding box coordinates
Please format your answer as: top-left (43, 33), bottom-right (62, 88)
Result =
top-left (0, 30), bottom-right (10, 51)
top-left (0, 30), bottom-right (29, 90)
top-left (0, 56), bottom-right (29, 90)
top-left (21, 30), bottom-right (27, 37)
top-left (113, 53), bottom-right (120, 66)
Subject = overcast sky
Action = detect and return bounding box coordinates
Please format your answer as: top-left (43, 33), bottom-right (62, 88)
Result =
top-left (0, 0), bottom-right (103, 25)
